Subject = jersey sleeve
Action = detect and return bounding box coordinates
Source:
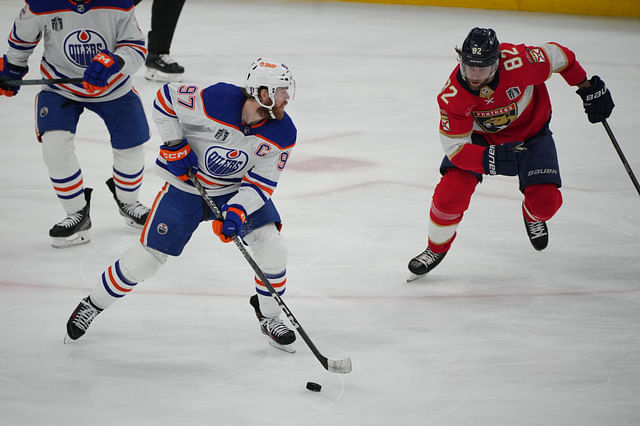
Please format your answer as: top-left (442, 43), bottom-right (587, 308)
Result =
top-left (437, 75), bottom-right (486, 174)
top-left (540, 42), bottom-right (587, 86)
top-left (152, 83), bottom-right (185, 142)
top-left (113, 8), bottom-right (146, 75)
top-left (227, 127), bottom-right (296, 215)
top-left (5, 4), bottom-right (43, 67)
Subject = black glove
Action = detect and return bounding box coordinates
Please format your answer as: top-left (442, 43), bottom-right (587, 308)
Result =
top-left (482, 142), bottom-right (528, 176)
top-left (0, 55), bottom-right (28, 97)
top-left (576, 75), bottom-right (614, 123)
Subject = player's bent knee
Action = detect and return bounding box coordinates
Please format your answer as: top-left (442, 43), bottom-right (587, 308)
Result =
top-left (433, 168), bottom-right (478, 213)
top-left (524, 184), bottom-right (563, 221)
top-left (119, 243), bottom-right (167, 282)
top-left (113, 145), bottom-right (145, 168)
top-left (244, 224), bottom-right (287, 272)
top-left (41, 130), bottom-right (75, 163)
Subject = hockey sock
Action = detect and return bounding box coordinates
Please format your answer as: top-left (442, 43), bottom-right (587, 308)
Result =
top-left (427, 168), bottom-right (478, 253)
top-left (89, 243), bottom-right (167, 309)
top-left (41, 130), bottom-right (85, 213)
top-left (245, 224), bottom-right (287, 318)
top-left (523, 184), bottom-right (562, 222)
top-left (112, 145), bottom-right (145, 205)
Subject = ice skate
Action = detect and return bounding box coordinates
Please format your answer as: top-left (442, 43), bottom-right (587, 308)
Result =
top-left (49, 188), bottom-right (92, 248)
top-left (407, 247), bottom-right (447, 282)
top-left (105, 178), bottom-right (150, 228)
top-left (64, 296), bottom-right (103, 343)
top-left (522, 209), bottom-right (548, 251)
top-left (144, 53), bottom-right (184, 82)
top-left (250, 295), bottom-right (296, 353)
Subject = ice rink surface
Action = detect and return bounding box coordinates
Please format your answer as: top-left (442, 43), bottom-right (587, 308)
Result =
top-left (1, 0), bottom-right (639, 425)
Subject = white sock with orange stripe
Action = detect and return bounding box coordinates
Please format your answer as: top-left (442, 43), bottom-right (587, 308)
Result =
top-left (89, 243), bottom-right (167, 309)
top-left (112, 145), bottom-right (145, 205)
top-left (41, 130), bottom-right (85, 214)
top-left (245, 224), bottom-right (287, 318)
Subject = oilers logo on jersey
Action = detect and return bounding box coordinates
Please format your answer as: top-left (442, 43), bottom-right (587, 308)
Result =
top-left (63, 30), bottom-right (107, 68)
top-left (205, 146), bottom-right (249, 177)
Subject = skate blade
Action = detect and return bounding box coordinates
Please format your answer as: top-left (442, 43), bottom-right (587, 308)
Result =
top-left (406, 272), bottom-right (426, 283)
top-left (123, 217), bottom-right (144, 229)
top-left (63, 333), bottom-right (76, 344)
top-left (51, 231), bottom-right (91, 248)
top-left (144, 69), bottom-right (184, 83)
top-left (268, 339), bottom-right (295, 353)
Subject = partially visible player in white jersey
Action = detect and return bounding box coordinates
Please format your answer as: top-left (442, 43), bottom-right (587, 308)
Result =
top-left (64, 58), bottom-right (300, 352)
top-left (0, 0), bottom-right (151, 248)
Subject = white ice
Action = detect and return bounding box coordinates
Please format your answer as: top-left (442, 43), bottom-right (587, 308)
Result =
top-left (1, 1), bottom-right (639, 425)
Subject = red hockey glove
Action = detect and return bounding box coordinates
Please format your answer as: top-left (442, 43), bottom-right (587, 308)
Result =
top-left (212, 204), bottom-right (246, 243)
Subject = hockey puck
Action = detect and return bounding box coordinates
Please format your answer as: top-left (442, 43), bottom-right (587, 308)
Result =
top-left (306, 381), bottom-right (322, 392)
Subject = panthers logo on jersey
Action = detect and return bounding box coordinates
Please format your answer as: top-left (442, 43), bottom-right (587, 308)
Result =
top-left (473, 103), bottom-right (518, 133)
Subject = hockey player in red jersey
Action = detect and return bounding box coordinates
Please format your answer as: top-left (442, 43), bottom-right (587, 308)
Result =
top-left (408, 27), bottom-right (615, 279)
top-left (64, 58), bottom-right (299, 352)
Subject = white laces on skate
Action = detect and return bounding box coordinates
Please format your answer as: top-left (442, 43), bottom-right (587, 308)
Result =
top-left (414, 249), bottom-right (442, 266)
top-left (55, 211), bottom-right (85, 229)
top-left (527, 220), bottom-right (548, 239)
top-left (122, 201), bottom-right (149, 219)
top-left (71, 300), bottom-right (100, 331)
top-left (261, 317), bottom-right (292, 338)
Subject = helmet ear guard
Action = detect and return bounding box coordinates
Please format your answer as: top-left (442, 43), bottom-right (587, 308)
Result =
top-left (245, 58), bottom-right (295, 115)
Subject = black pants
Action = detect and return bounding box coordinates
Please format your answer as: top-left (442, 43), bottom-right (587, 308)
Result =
top-left (146, 0), bottom-right (186, 55)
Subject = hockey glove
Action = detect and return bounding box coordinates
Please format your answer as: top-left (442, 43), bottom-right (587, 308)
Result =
top-left (212, 204), bottom-right (246, 243)
top-left (159, 139), bottom-right (198, 181)
top-left (0, 55), bottom-right (28, 97)
top-left (83, 50), bottom-right (123, 93)
top-left (482, 142), bottom-right (528, 176)
top-left (576, 76), bottom-right (614, 123)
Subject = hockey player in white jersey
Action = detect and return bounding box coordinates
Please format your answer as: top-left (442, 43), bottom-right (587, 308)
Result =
top-left (64, 58), bottom-right (299, 352)
top-left (0, 0), bottom-right (151, 248)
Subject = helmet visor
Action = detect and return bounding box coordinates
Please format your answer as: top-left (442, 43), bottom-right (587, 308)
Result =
top-left (460, 61), bottom-right (498, 87)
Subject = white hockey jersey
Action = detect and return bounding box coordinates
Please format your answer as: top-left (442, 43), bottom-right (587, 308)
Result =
top-left (153, 82), bottom-right (297, 216)
top-left (6, 0), bottom-right (146, 102)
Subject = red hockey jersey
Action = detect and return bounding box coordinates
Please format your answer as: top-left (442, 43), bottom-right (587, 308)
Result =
top-left (438, 42), bottom-right (587, 174)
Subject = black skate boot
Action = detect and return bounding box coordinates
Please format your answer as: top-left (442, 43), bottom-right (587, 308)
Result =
top-left (250, 295), bottom-right (296, 352)
top-left (64, 296), bottom-right (103, 343)
top-left (106, 178), bottom-right (150, 228)
top-left (523, 210), bottom-right (549, 251)
top-left (407, 247), bottom-right (447, 282)
top-left (49, 188), bottom-right (93, 248)
top-left (144, 53), bottom-right (185, 82)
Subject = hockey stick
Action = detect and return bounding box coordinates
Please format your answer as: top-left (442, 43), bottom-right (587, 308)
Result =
top-left (602, 119), bottom-right (640, 197)
top-left (187, 170), bottom-right (352, 374)
top-left (3, 77), bottom-right (84, 86)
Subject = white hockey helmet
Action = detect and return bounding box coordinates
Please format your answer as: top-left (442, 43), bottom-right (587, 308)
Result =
top-left (245, 58), bottom-right (295, 112)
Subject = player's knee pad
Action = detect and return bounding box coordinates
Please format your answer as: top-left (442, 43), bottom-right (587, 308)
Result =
top-left (433, 168), bottom-right (478, 214)
top-left (119, 243), bottom-right (167, 282)
top-left (524, 184), bottom-right (563, 221)
top-left (244, 224), bottom-right (287, 273)
top-left (113, 145), bottom-right (145, 172)
top-left (41, 130), bottom-right (77, 169)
